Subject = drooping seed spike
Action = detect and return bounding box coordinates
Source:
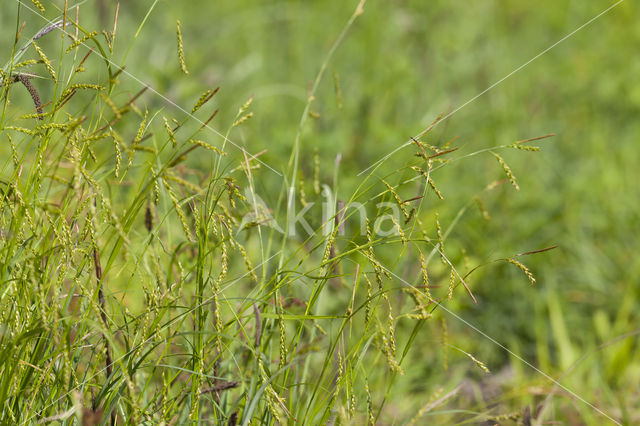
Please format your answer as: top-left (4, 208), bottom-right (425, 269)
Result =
top-left (176, 20), bottom-right (189, 75)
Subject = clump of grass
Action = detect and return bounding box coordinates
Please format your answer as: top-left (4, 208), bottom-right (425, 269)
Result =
top-left (0, 2), bottom-right (569, 425)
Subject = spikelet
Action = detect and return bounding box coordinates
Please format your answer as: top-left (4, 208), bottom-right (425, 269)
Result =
top-left (176, 20), bottom-right (189, 74)
top-left (238, 95), bottom-right (253, 114)
top-left (277, 296), bottom-right (288, 368)
top-left (235, 241), bottom-right (258, 283)
top-left (7, 134), bottom-right (19, 168)
top-left (4, 126), bottom-right (37, 135)
top-left (333, 71), bottom-right (343, 109)
top-left (224, 177), bottom-right (245, 208)
top-left (379, 331), bottom-right (403, 374)
top-left (65, 83), bottom-right (104, 93)
top-left (298, 171), bottom-right (307, 206)
top-left (508, 142), bottom-right (540, 152)
top-left (57, 210), bottom-right (73, 253)
top-left (492, 152), bottom-right (519, 191)
top-left (389, 214), bottom-right (406, 244)
top-left (405, 206), bottom-right (416, 224)
top-left (44, 215), bottom-right (65, 246)
top-left (419, 251), bottom-right (432, 301)
top-left (435, 212), bottom-right (445, 264)
top-left (133, 146), bottom-right (156, 155)
top-left (321, 229), bottom-right (338, 265)
top-left (232, 112), bottom-right (253, 127)
top-left (30, 0), bottom-right (45, 13)
top-left (162, 177), bottom-right (193, 241)
top-left (191, 87), bottom-right (218, 113)
top-left (153, 174), bottom-right (160, 205)
top-left (128, 97), bottom-right (142, 115)
top-left (347, 365), bottom-right (356, 417)
top-left (134, 110), bottom-right (148, 145)
top-left (405, 288), bottom-right (429, 320)
top-left (101, 93), bottom-right (121, 118)
top-left (447, 266), bottom-right (455, 300)
top-left (231, 95), bottom-right (253, 126)
top-left (36, 122), bottom-right (74, 133)
top-left (112, 135), bottom-right (121, 177)
top-left (188, 139), bottom-right (227, 156)
top-left (506, 257), bottom-right (536, 285)
top-left (412, 136), bottom-right (437, 159)
top-left (257, 359), bottom-right (286, 423)
top-left (102, 30), bottom-right (114, 51)
top-left (365, 219), bottom-right (386, 289)
top-left (58, 84), bottom-right (104, 106)
top-left (509, 133), bottom-right (554, 151)
top-left (65, 31), bottom-right (98, 52)
top-left (365, 378), bottom-right (375, 426)
top-left (313, 148), bottom-right (320, 194)
top-left (412, 165), bottom-right (443, 200)
top-left (32, 42), bottom-right (56, 82)
top-left (382, 180), bottom-right (409, 221)
top-left (382, 295), bottom-right (403, 373)
top-left (68, 116), bottom-right (89, 135)
top-left (10, 182), bottom-right (35, 231)
top-left (191, 200), bottom-right (202, 239)
top-left (80, 166), bottom-right (128, 243)
top-left (163, 117), bottom-right (177, 147)
top-left (427, 174), bottom-right (444, 200)
top-left (216, 239), bottom-right (228, 285)
top-left (110, 128), bottom-right (132, 158)
top-left (20, 112), bottom-right (46, 121)
top-left (465, 351), bottom-right (490, 374)
top-left (33, 141), bottom-right (47, 197)
top-left (442, 135), bottom-right (459, 150)
top-left (161, 372), bottom-right (170, 419)
top-left (363, 274), bottom-right (373, 327)
top-left (329, 350), bottom-right (345, 414)
top-left (217, 205), bottom-right (238, 229)
top-left (14, 59), bottom-right (41, 69)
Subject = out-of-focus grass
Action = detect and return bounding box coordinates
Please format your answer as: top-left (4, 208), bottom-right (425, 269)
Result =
top-left (1, 0), bottom-right (638, 423)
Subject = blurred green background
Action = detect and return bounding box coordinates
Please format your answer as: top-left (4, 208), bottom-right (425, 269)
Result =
top-left (2, 0), bottom-right (639, 423)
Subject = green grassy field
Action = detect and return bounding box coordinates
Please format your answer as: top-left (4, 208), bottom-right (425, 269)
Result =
top-left (1, 0), bottom-right (639, 424)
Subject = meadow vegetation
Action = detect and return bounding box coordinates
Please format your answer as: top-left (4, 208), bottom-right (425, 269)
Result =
top-left (0, 0), bottom-right (638, 424)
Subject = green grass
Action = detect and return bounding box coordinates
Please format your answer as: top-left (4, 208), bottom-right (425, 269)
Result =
top-left (1, 0), bottom-right (639, 424)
